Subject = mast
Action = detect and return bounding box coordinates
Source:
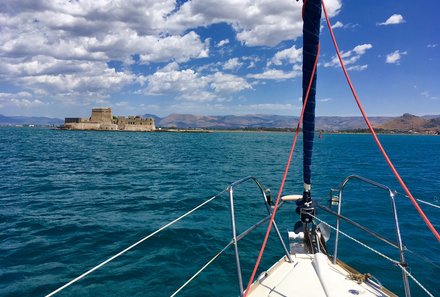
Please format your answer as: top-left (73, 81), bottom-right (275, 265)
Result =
top-left (302, 0), bottom-right (321, 200)
top-left (297, 0), bottom-right (321, 228)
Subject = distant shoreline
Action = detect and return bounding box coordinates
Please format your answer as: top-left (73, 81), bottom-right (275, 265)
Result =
top-left (1, 125), bottom-right (438, 135)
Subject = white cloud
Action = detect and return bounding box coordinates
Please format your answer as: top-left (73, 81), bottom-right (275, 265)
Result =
top-left (114, 101), bottom-right (129, 107)
top-left (420, 91), bottom-right (439, 100)
top-left (210, 72), bottom-right (252, 93)
top-left (139, 32), bottom-right (209, 64)
top-left (243, 103), bottom-right (298, 112)
top-left (347, 64), bottom-right (368, 71)
top-left (386, 50), bottom-right (407, 64)
top-left (217, 39), bottom-right (230, 47)
top-left (144, 63), bottom-right (251, 101)
top-left (427, 44), bottom-right (438, 48)
top-left (378, 14), bottom-right (405, 26)
top-left (247, 69), bottom-right (300, 80)
top-left (166, 0), bottom-right (342, 46)
top-left (324, 44), bottom-right (372, 68)
top-left (224, 58), bottom-right (243, 71)
top-left (319, 98), bottom-right (332, 102)
top-left (0, 0), bottom-right (343, 113)
top-left (421, 91), bottom-right (430, 98)
top-left (353, 44), bottom-right (373, 55)
top-left (0, 92), bottom-right (45, 108)
top-left (145, 65), bottom-right (208, 97)
top-left (271, 45), bottom-right (302, 66)
top-left (331, 21), bottom-right (344, 29)
top-left (0, 55), bottom-right (134, 102)
top-left (10, 98), bottom-right (45, 108)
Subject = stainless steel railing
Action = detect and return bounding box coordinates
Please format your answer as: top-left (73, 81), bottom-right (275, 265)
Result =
top-left (227, 176), bottom-right (292, 297)
top-left (323, 175), bottom-right (411, 297)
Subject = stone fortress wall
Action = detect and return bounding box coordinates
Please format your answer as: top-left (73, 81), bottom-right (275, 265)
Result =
top-left (63, 108), bottom-right (155, 131)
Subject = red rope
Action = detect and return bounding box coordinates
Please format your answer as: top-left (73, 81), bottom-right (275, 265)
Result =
top-left (242, 40), bottom-right (321, 296)
top-left (321, 0), bottom-right (440, 242)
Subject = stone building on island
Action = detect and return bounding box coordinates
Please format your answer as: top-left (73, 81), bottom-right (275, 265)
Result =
top-left (63, 108), bottom-right (155, 131)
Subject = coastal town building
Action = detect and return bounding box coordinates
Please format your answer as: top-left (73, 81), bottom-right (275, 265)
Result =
top-left (63, 108), bottom-right (155, 131)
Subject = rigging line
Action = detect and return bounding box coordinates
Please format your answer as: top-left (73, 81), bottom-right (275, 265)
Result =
top-left (170, 240), bottom-right (234, 297)
top-left (416, 199), bottom-right (440, 208)
top-left (45, 190), bottom-right (227, 297)
top-left (416, 199), bottom-right (440, 209)
top-left (395, 191), bottom-right (440, 209)
top-left (405, 248), bottom-right (440, 270)
top-left (321, 0), bottom-right (440, 242)
top-left (310, 214), bottom-right (435, 297)
top-left (242, 21), bottom-right (321, 297)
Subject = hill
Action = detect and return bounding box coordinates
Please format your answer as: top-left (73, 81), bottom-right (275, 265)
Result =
top-left (379, 113), bottom-right (440, 134)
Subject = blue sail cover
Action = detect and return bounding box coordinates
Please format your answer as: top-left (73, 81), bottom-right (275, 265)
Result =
top-left (302, 0), bottom-right (321, 186)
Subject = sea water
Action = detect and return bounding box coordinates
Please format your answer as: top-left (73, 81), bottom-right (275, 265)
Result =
top-left (0, 127), bottom-right (439, 296)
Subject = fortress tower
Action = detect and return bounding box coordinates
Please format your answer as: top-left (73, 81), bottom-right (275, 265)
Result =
top-left (90, 108), bottom-right (112, 123)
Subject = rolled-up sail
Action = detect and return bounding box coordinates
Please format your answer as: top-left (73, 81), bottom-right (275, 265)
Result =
top-left (302, 0), bottom-right (321, 191)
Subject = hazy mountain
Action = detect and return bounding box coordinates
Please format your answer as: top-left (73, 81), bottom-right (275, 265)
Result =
top-left (148, 113), bottom-right (395, 130)
top-left (142, 114), bottom-right (162, 125)
top-left (315, 116), bottom-right (393, 130)
top-left (0, 114), bottom-right (63, 126)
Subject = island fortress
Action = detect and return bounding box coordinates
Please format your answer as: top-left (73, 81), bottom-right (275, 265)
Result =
top-left (63, 108), bottom-right (156, 131)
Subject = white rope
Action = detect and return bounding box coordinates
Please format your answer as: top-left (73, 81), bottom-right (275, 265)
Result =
top-left (311, 214), bottom-right (434, 297)
top-left (46, 190), bottom-right (226, 297)
top-left (416, 199), bottom-right (440, 209)
top-left (170, 241), bottom-right (233, 297)
top-left (396, 191), bottom-right (440, 209)
top-left (399, 264), bottom-right (434, 297)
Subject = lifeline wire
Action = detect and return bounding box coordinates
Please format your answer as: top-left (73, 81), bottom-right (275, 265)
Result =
top-left (170, 240), bottom-right (233, 296)
top-left (46, 189), bottom-right (227, 297)
top-left (310, 214), bottom-right (434, 297)
top-left (416, 199), bottom-right (440, 209)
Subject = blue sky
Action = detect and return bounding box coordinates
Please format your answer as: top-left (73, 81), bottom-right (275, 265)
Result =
top-left (0, 0), bottom-right (438, 118)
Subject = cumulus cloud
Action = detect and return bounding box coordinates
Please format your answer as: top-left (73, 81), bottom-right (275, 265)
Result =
top-left (331, 21), bottom-right (344, 29)
top-left (270, 45), bottom-right (302, 66)
top-left (324, 44), bottom-right (373, 68)
top-left (0, 56), bottom-right (134, 98)
top-left (247, 69), bottom-right (300, 80)
top-left (166, 0), bottom-right (342, 46)
top-left (0, 0), bottom-right (343, 113)
top-left (0, 91), bottom-right (45, 108)
top-left (139, 32), bottom-right (209, 64)
top-left (378, 14), bottom-right (405, 26)
top-left (386, 50), bottom-right (407, 64)
top-left (144, 62), bottom-right (251, 101)
top-left (217, 39), bottom-right (230, 47)
top-left (209, 72), bottom-right (251, 93)
top-left (347, 64), bottom-right (368, 71)
top-left (223, 58), bottom-right (243, 71)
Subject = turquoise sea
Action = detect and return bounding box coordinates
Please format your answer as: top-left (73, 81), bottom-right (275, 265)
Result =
top-left (1, 127), bottom-right (439, 296)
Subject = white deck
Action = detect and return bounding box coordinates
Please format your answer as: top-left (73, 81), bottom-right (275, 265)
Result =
top-left (247, 253), bottom-right (394, 297)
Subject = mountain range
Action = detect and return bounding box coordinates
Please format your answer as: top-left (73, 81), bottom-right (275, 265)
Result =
top-left (144, 113), bottom-right (396, 130)
top-left (0, 114), bottom-right (63, 126)
top-left (1, 113), bottom-right (439, 132)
